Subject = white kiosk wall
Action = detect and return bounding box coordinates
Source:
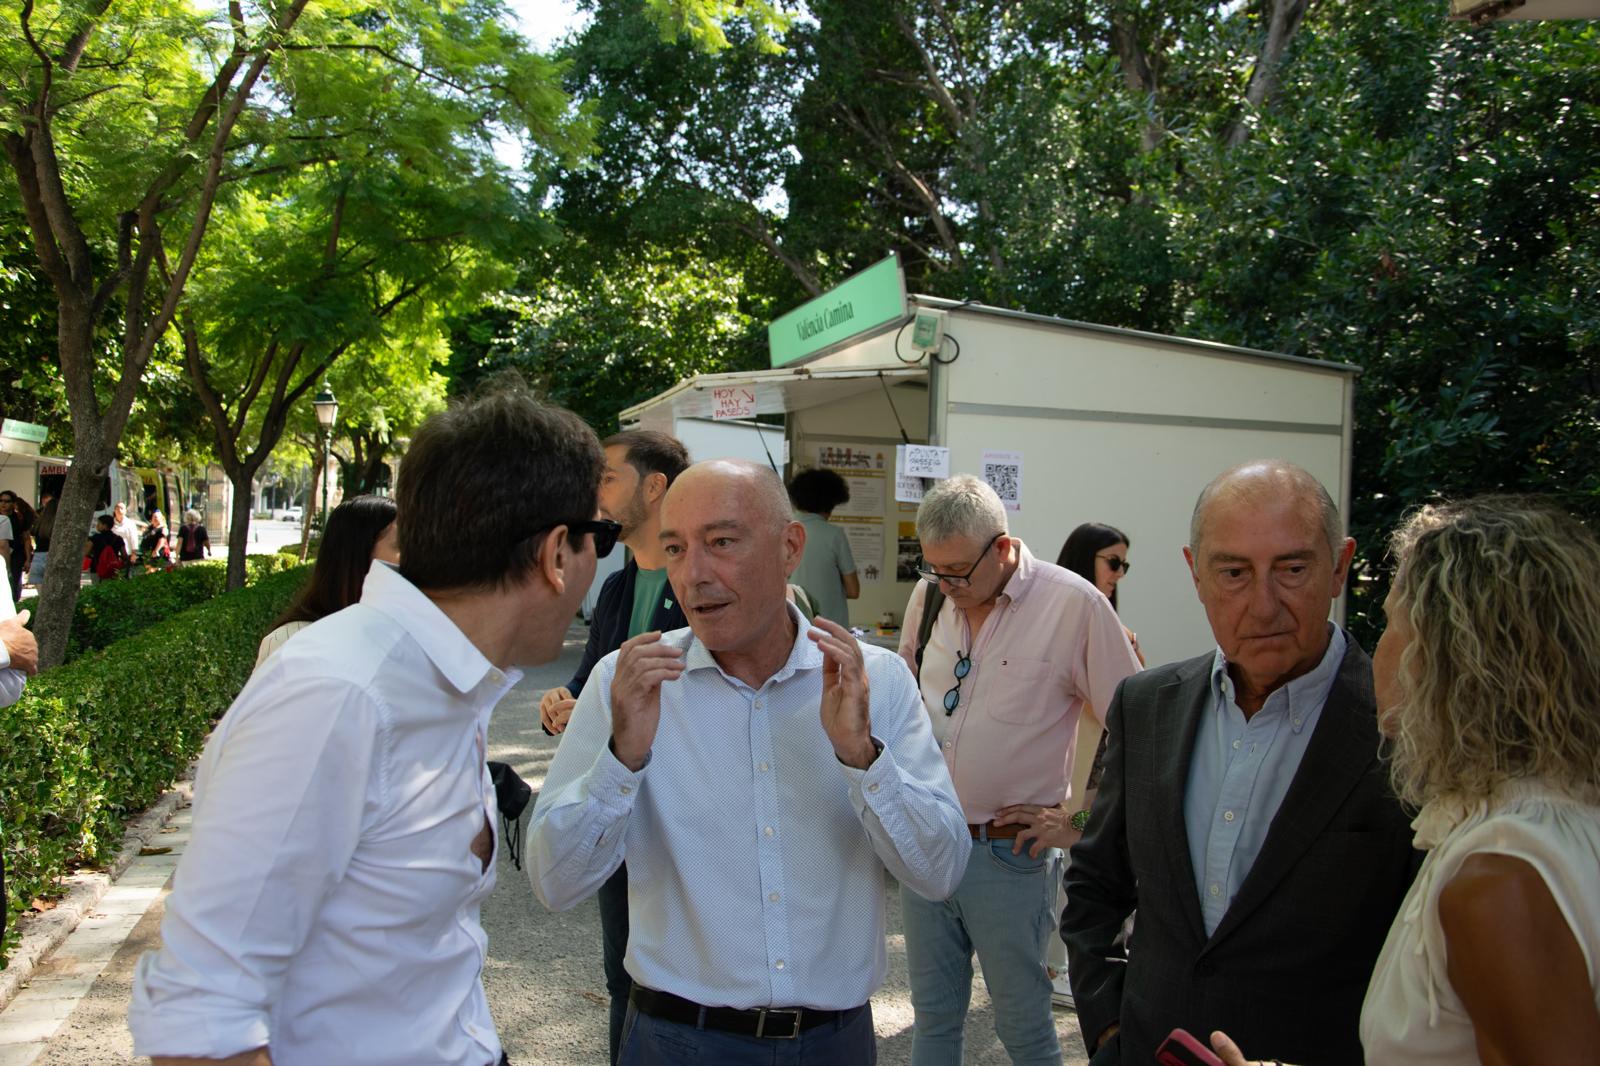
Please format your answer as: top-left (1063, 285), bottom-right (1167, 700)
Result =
top-left (930, 312), bottom-right (1353, 668)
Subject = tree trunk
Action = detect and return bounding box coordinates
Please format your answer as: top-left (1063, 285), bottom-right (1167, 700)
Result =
top-left (224, 465), bottom-right (259, 591)
top-left (299, 458), bottom-right (321, 561)
top-left (32, 452), bottom-right (110, 668)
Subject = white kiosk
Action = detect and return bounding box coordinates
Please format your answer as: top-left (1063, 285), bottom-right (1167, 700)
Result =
top-left (621, 254), bottom-right (1357, 667)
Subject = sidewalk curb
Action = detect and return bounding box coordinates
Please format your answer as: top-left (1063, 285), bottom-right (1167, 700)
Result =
top-left (0, 767), bottom-right (196, 1013)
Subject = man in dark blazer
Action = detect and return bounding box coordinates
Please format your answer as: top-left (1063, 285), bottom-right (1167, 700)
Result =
top-left (1063, 460), bottom-right (1420, 1066)
top-left (537, 429), bottom-right (689, 1065)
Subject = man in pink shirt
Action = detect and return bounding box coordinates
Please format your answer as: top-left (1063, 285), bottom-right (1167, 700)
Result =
top-left (898, 475), bottom-right (1141, 1065)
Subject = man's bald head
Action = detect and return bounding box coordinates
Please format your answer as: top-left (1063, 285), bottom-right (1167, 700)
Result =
top-left (1190, 460), bottom-right (1342, 560)
top-left (667, 459), bottom-right (793, 533)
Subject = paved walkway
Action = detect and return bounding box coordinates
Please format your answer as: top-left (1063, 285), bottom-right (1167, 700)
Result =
top-left (0, 625), bottom-right (1091, 1064)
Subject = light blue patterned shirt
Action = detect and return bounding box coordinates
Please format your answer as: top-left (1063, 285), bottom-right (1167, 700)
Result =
top-left (1184, 625), bottom-right (1347, 935)
top-left (528, 604), bottom-right (969, 1010)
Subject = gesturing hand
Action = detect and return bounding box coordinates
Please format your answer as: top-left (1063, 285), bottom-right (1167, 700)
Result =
top-left (807, 617), bottom-right (876, 770)
top-left (539, 686), bottom-right (576, 734)
top-left (609, 631), bottom-right (684, 772)
top-left (0, 610), bottom-right (38, 676)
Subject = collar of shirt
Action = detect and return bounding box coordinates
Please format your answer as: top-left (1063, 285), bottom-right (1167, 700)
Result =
top-left (360, 561), bottom-right (522, 696)
top-left (1208, 623), bottom-right (1347, 732)
top-left (682, 601), bottom-right (821, 690)
top-left (995, 538), bottom-right (1039, 610)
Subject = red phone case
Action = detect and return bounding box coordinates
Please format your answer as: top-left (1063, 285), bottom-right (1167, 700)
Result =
top-left (1155, 1027), bottom-right (1226, 1066)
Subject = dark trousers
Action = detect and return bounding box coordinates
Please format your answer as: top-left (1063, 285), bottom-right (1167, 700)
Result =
top-left (619, 1001), bottom-right (875, 1065)
top-left (600, 862), bottom-right (632, 1065)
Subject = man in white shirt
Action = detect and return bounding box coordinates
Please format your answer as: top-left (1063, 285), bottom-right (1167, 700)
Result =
top-left (129, 390), bottom-right (616, 1066)
top-left (0, 570), bottom-right (37, 941)
top-left (529, 460), bottom-right (969, 1065)
top-left (110, 501), bottom-right (140, 558)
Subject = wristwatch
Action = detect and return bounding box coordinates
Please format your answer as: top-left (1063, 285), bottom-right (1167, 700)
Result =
top-left (1070, 808), bottom-right (1092, 832)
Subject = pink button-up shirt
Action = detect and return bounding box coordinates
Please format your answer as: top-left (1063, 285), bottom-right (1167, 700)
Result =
top-left (898, 541), bottom-right (1142, 823)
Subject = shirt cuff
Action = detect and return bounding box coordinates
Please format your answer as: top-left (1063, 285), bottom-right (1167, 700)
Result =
top-left (841, 735), bottom-right (898, 804)
top-left (588, 740), bottom-right (647, 812)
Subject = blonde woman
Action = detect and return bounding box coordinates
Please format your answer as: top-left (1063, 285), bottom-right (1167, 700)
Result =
top-left (1215, 496), bottom-right (1600, 1066)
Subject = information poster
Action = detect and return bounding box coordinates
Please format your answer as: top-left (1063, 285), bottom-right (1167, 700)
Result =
top-left (981, 449), bottom-right (1024, 512)
top-left (810, 442), bottom-right (889, 583)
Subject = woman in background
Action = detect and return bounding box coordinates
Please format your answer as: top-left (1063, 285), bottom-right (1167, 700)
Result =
top-left (1214, 496), bottom-right (1600, 1065)
top-left (255, 495), bottom-right (399, 667)
top-left (140, 510), bottom-right (172, 568)
top-left (28, 494), bottom-right (55, 588)
top-left (175, 509), bottom-right (210, 562)
top-left (1048, 521), bottom-right (1143, 1008)
top-left (787, 467), bottom-right (860, 626)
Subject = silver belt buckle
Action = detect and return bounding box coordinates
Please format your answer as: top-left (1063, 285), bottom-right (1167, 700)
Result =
top-left (755, 1007), bottom-right (801, 1039)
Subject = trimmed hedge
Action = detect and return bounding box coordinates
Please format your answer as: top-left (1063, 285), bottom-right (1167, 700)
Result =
top-left (2, 566), bottom-right (310, 957)
top-left (66, 555), bottom-right (300, 661)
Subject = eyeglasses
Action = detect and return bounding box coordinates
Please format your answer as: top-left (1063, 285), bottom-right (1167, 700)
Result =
top-left (1096, 554), bottom-right (1132, 575)
top-left (943, 650), bottom-right (971, 716)
top-left (568, 518), bottom-right (622, 559)
top-left (531, 518), bottom-right (622, 559)
top-left (915, 532), bottom-right (1002, 589)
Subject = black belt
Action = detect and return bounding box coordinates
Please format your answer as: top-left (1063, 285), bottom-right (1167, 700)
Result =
top-left (629, 984), bottom-right (863, 1040)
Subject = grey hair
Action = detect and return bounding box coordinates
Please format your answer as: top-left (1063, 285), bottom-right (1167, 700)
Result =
top-left (916, 474), bottom-right (1008, 545)
top-left (183, 509), bottom-right (202, 525)
top-left (1190, 459), bottom-right (1342, 558)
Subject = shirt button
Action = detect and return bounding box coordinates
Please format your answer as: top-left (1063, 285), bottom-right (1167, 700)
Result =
top-left (943, 740), bottom-right (952, 749)
top-left (769, 892), bottom-right (780, 902)
top-left (764, 826), bottom-right (775, 837)
top-left (1209, 883), bottom-right (1222, 897)
top-left (1231, 739), bottom-right (1241, 750)
top-left (867, 783), bottom-right (879, 793)
top-left (619, 785), bottom-right (632, 795)
top-left (1293, 717), bottom-right (1302, 728)
top-left (759, 762), bottom-right (770, 772)
top-left (775, 959), bottom-right (785, 970)
top-left (1223, 810), bottom-right (1235, 823)
top-left (754, 700), bottom-right (764, 710)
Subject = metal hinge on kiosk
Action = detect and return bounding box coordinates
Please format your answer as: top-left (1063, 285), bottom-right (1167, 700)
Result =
top-left (909, 308), bottom-right (948, 355)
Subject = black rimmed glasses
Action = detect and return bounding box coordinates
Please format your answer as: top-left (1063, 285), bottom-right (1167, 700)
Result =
top-left (943, 650), bottom-right (971, 715)
top-left (915, 532), bottom-right (1003, 589)
top-left (533, 518), bottom-right (622, 559)
top-left (1096, 554), bottom-right (1132, 575)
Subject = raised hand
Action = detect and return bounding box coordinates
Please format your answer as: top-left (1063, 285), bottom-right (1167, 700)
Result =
top-left (609, 631), bottom-right (684, 772)
top-left (806, 617), bottom-right (876, 770)
top-left (539, 686), bottom-right (577, 734)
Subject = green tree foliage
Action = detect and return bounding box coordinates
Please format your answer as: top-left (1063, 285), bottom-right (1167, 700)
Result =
top-left (551, 0), bottom-right (1597, 646)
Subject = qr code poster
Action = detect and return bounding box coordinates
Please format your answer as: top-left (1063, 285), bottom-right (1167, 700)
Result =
top-left (981, 450), bottom-right (1024, 512)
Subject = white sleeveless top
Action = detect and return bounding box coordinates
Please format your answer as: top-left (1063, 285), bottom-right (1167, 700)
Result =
top-left (1360, 779), bottom-right (1600, 1065)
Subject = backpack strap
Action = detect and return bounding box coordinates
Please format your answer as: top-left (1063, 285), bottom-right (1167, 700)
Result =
top-left (912, 583), bottom-right (946, 678)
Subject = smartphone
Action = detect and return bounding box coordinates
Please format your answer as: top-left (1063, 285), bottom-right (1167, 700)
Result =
top-left (1155, 1028), bottom-right (1225, 1066)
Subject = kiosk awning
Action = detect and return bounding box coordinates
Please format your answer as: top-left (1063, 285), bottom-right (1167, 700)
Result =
top-left (620, 365), bottom-right (926, 429)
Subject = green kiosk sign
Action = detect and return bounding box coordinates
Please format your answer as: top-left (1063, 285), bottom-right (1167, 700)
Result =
top-left (0, 419), bottom-right (48, 445)
top-left (768, 253), bottom-right (906, 368)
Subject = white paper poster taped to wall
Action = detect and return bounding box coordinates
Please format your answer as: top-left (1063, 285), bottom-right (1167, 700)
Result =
top-left (840, 520), bottom-right (886, 583)
top-left (893, 445), bottom-right (926, 504)
top-left (902, 444), bottom-right (949, 479)
top-left (981, 449), bottom-right (1024, 512)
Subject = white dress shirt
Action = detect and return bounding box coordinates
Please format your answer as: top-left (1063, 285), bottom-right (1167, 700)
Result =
top-left (129, 562), bottom-right (521, 1065)
top-left (528, 604), bottom-right (969, 1011)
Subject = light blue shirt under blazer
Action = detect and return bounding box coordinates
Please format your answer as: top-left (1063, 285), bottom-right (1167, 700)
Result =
top-left (1185, 625), bottom-right (1347, 936)
top-left (527, 603), bottom-right (969, 1011)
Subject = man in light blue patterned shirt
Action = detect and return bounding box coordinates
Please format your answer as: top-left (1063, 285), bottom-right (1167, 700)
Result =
top-left (529, 459), bottom-right (969, 1065)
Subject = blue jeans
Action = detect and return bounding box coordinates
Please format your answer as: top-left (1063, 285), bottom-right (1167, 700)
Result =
top-left (600, 863), bottom-right (632, 1065)
top-left (901, 837), bottom-right (1061, 1066)
top-left (617, 1000), bottom-right (875, 1065)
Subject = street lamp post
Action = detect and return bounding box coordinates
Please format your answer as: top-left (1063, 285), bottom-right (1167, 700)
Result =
top-left (312, 385), bottom-right (339, 532)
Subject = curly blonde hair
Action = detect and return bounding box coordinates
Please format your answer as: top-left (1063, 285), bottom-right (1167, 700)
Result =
top-left (1386, 496), bottom-right (1600, 809)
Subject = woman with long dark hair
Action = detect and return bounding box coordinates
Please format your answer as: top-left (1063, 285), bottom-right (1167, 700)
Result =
top-left (1049, 521), bottom-right (1143, 1008)
top-left (254, 495), bottom-right (399, 667)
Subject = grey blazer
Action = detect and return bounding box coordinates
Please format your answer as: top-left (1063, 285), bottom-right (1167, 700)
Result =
top-left (1063, 637), bottom-right (1421, 1066)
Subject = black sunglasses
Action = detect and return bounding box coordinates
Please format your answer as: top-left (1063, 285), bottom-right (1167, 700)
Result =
top-left (1096, 553), bottom-right (1131, 575)
top-left (532, 518), bottom-right (621, 559)
top-left (943, 650), bottom-right (972, 716)
top-left (568, 518), bottom-right (622, 559)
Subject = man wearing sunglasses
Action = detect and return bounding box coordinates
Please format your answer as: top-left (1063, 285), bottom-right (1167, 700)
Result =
top-left (132, 390), bottom-right (608, 1066)
top-left (530, 459), bottom-right (968, 1065)
top-left (897, 475), bottom-right (1142, 1066)
top-left (537, 428), bottom-right (690, 1065)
